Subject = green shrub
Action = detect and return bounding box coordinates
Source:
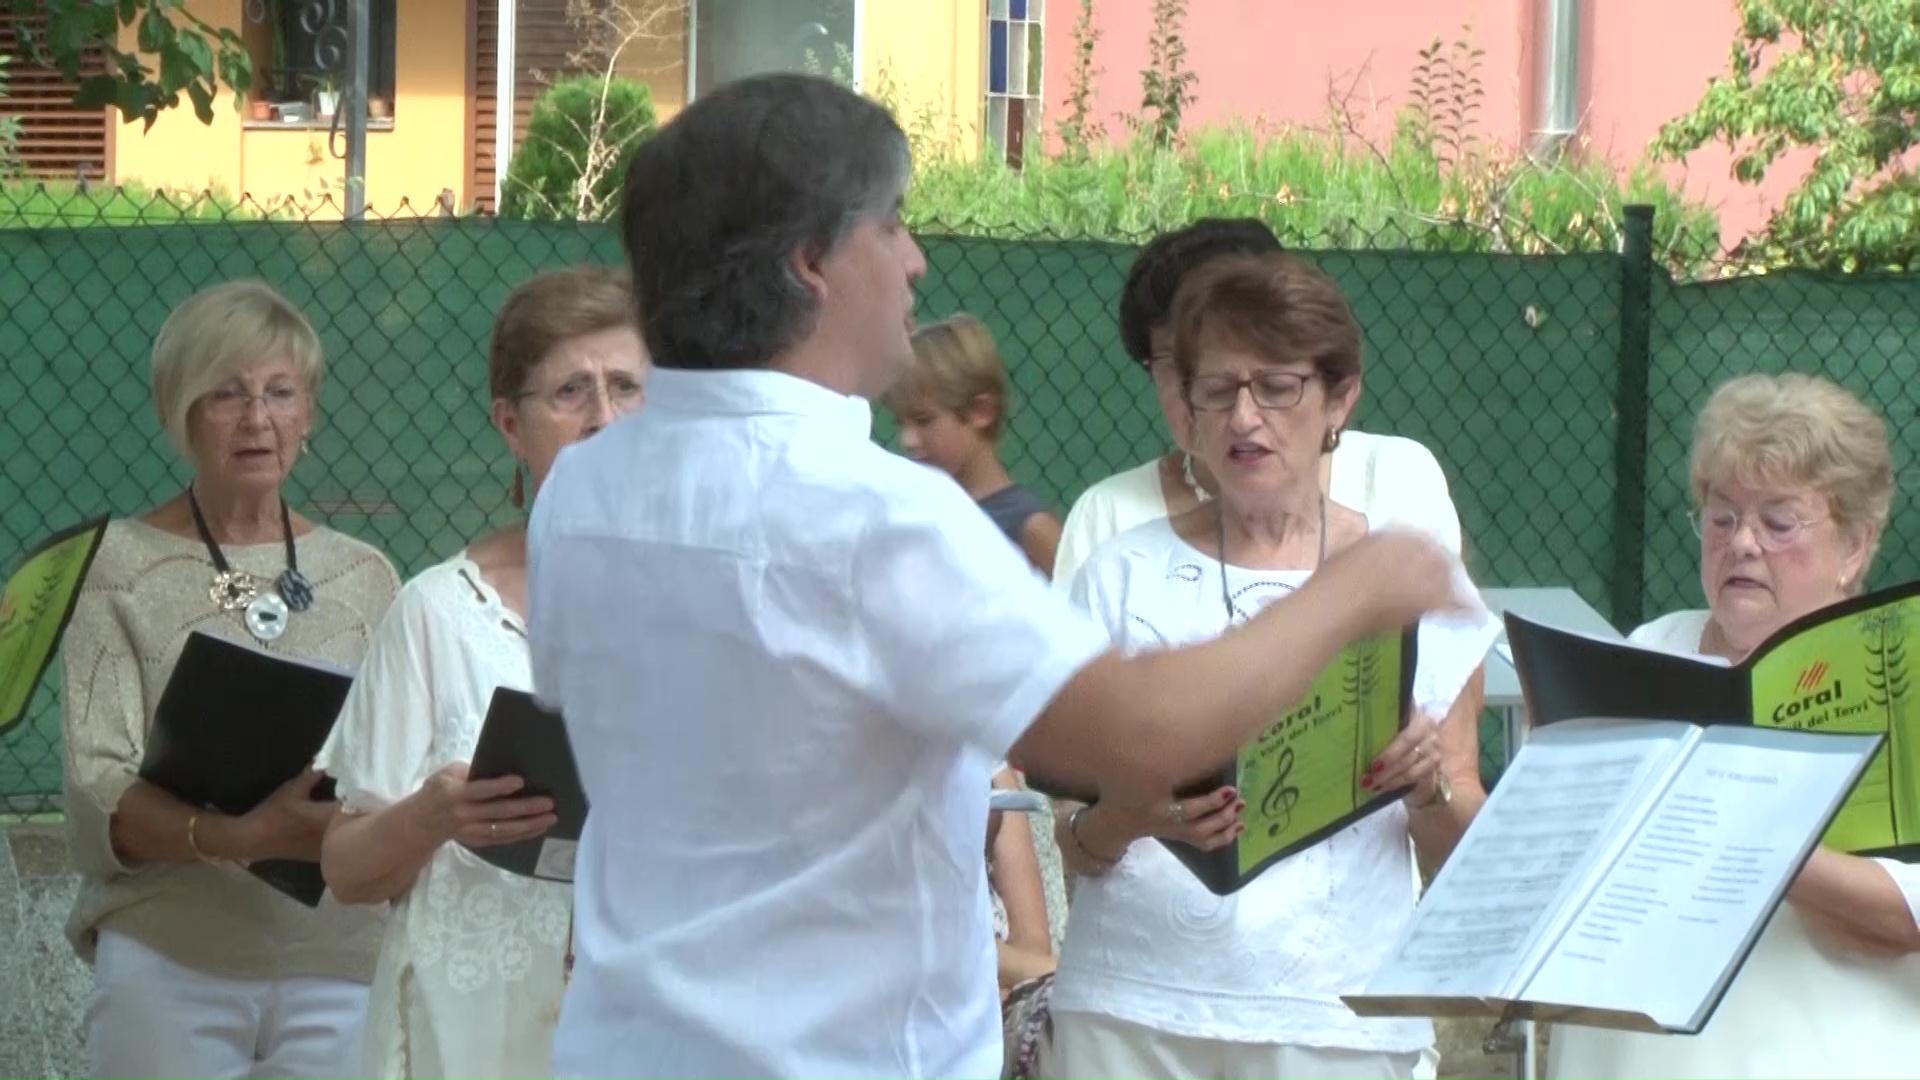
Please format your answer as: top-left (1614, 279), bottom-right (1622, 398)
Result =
top-left (500, 75), bottom-right (657, 223)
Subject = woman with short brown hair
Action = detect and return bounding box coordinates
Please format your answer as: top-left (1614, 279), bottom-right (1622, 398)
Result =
top-left (316, 265), bottom-right (648, 1078)
top-left (1043, 252), bottom-right (1500, 1079)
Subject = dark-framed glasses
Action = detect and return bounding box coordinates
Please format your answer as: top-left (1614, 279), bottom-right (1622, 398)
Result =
top-left (521, 372), bottom-right (645, 415)
top-left (1185, 371), bottom-right (1313, 412)
top-left (1688, 504), bottom-right (1823, 551)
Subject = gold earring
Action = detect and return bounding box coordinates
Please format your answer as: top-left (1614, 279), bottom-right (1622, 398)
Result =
top-left (1322, 426), bottom-right (1341, 453)
top-left (510, 462), bottom-right (526, 509)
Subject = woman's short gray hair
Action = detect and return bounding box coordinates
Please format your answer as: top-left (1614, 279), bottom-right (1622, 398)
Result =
top-left (1691, 371), bottom-right (1894, 557)
top-left (618, 73), bottom-right (911, 371)
top-left (151, 280), bottom-right (324, 464)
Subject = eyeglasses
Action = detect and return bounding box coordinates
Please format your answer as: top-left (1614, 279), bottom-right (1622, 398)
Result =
top-left (202, 384), bottom-right (308, 420)
top-left (1185, 371), bottom-right (1313, 412)
top-left (520, 372), bottom-right (645, 415)
top-left (1688, 504), bottom-right (1825, 551)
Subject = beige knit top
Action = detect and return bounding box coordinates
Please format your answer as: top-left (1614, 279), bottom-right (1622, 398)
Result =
top-left (61, 517), bottom-right (401, 982)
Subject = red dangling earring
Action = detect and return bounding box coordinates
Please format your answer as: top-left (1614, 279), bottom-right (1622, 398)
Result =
top-left (510, 462), bottom-right (525, 509)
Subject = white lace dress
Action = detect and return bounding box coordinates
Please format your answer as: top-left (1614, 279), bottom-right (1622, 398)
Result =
top-left (316, 555), bottom-right (573, 1079)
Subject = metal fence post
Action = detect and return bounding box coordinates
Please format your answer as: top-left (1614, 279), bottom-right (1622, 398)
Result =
top-left (344, 0), bottom-right (370, 220)
top-left (1609, 204), bottom-right (1657, 630)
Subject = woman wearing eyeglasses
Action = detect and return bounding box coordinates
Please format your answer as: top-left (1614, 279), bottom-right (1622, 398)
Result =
top-left (1042, 252), bottom-right (1501, 1080)
top-left (61, 280), bottom-right (401, 1079)
top-left (315, 266), bottom-right (648, 1079)
top-left (1547, 372), bottom-right (1919, 1080)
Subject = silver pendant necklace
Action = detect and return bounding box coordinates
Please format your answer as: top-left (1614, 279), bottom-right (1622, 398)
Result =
top-left (186, 485), bottom-right (312, 644)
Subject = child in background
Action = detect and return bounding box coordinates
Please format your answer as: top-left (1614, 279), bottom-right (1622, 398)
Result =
top-left (888, 313), bottom-right (1064, 576)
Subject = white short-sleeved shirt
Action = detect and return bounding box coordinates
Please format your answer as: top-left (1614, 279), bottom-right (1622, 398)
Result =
top-left (1052, 430), bottom-right (1464, 589)
top-left (1548, 609), bottom-right (1920, 1080)
top-left (527, 368), bottom-right (1112, 1080)
top-left (315, 556), bottom-right (572, 1078)
top-left (1048, 516), bottom-right (1501, 1052)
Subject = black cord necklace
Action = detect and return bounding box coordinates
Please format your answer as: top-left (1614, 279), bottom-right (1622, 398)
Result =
top-left (1217, 494), bottom-right (1328, 624)
top-left (187, 484), bottom-right (313, 642)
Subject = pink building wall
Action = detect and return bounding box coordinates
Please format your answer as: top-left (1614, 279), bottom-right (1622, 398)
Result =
top-left (1043, 0), bottom-right (1807, 246)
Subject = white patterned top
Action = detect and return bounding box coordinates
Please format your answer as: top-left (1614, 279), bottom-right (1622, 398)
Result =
top-left (1049, 516), bottom-right (1501, 1052)
top-left (316, 554), bottom-right (572, 1079)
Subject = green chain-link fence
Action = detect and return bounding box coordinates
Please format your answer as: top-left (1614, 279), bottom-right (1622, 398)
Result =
top-left (4, 192), bottom-right (1919, 814)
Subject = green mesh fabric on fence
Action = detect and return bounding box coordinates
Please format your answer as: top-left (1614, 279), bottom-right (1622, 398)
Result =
top-left (3, 198), bottom-right (1918, 814)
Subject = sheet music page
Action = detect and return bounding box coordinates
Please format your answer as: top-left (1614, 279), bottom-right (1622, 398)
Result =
top-left (1359, 720), bottom-right (1691, 1002)
top-left (1522, 725), bottom-right (1880, 1031)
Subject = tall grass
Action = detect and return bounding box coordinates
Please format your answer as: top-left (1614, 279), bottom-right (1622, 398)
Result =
top-left (907, 123), bottom-right (1722, 273)
top-left (0, 182), bottom-right (280, 228)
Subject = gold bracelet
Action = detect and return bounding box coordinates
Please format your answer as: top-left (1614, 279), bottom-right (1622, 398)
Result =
top-left (186, 812), bottom-right (219, 863)
top-left (1066, 805), bottom-right (1118, 872)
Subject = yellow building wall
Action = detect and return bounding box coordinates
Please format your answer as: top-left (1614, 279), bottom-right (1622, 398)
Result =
top-left (861, 0), bottom-right (984, 160)
top-left (113, 0), bottom-right (474, 216)
top-left (112, 0), bottom-right (985, 209)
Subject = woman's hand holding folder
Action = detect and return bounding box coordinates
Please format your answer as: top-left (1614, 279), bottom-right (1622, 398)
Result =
top-left (323, 760), bottom-right (557, 905)
top-left (417, 762), bottom-right (558, 849)
top-left (232, 767), bottom-right (339, 862)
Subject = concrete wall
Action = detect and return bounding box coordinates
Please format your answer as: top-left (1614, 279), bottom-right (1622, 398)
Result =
top-left (0, 826), bottom-right (88, 1080)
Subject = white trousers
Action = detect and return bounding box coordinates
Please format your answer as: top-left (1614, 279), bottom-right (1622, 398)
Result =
top-left (86, 930), bottom-right (369, 1080)
top-left (1043, 1012), bottom-right (1421, 1080)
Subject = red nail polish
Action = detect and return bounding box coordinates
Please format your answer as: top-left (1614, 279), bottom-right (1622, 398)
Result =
top-left (1360, 777), bottom-right (1374, 789)
top-left (1371, 761), bottom-right (1385, 773)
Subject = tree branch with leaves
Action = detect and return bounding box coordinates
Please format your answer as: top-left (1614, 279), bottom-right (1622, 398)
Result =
top-left (8, 0), bottom-right (253, 130)
top-left (1654, 0), bottom-right (1920, 270)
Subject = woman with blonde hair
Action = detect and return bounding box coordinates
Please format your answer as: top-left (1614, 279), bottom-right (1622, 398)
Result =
top-left (62, 280), bottom-right (401, 1078)
top-left (317, 265), bottom-right (648, 1078)
top-left (1548, 371), bottom-right (1919, 1079)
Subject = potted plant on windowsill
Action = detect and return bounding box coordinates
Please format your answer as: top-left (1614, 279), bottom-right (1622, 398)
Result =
top-left (307, 73), bottom-right (341, 119)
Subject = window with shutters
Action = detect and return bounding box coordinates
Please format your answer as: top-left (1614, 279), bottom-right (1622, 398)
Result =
top-left (0, 13), bottom-right (111, 181)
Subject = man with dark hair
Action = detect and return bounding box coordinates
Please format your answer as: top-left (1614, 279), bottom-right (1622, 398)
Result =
top-left (528, 75), bottom-right (1466, 1079)
top-left (1053, 217), bottom-right (1466, 587)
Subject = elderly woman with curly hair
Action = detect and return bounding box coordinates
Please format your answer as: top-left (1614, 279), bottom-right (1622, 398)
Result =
top-left (1548, 372), bottom-right (1920, 1080)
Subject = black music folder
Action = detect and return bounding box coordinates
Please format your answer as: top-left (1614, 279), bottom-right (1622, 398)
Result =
top-left (462, 687), bottom-right (587, 882)
top-left (139, 630), bottom-right (353, 906)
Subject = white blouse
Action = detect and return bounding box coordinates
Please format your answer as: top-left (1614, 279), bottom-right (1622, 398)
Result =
top-left (1050, 516), bottom-right (1502, 1051)
top-left (316, 555), bottom-right (572, 1079)
top-left (1547, 608), bottom-right (1920, 1080)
